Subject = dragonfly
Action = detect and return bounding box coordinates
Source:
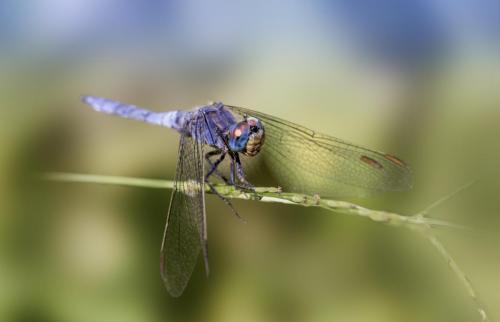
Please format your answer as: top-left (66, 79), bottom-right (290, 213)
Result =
top-left (82, 96), bottom-right (412, 297)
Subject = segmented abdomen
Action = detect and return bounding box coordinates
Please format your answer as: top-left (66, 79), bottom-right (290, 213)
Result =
top-left (82, 96), bottom-right (191, 132)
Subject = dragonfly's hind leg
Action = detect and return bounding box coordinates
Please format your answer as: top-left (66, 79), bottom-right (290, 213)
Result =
top-left (205, 151), bottom-right (246, 223)
top-left (205, 180), bottom-right (246, 223)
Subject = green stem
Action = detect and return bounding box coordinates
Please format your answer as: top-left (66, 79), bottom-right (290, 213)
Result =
top-left (41, 172), bottom-right (460, 230)
top-left (42, 172), bottom-right (175, 189)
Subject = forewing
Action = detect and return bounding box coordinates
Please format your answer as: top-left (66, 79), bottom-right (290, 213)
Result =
top-left (160, 118), bottom-right (208, 297)
top-left (227, 105), bottom-right (412, 197)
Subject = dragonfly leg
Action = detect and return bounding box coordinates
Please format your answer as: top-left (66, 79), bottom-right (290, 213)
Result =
top-left (229, 156), bottom-right (261, 200)
top-left (229, 158), bottom-right (236, 186)
top-left (205, 180), bottom-right (246, 223)
top-left (234, 154), bottom-right (255, 191)
top-left (205, 150), bottom-right (229, 183)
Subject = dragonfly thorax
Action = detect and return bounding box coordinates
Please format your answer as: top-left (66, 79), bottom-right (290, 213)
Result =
top-left (228, 117), bottom-right (265, 157)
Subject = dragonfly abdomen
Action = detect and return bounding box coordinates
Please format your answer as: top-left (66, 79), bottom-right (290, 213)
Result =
top-left (82, 96), bottom-right (191, 132)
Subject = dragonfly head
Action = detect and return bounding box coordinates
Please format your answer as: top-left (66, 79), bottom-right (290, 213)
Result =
top-left (228, 117), bottom-right (265, 157)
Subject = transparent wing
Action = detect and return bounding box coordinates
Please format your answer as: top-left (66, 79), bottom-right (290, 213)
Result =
top-left (227, 105), bottom-right (412, 197)
top-left (160, 116), bottom-right (208, 297)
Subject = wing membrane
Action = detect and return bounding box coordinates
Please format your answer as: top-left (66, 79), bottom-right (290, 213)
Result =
top-left (227, 105), bottom-right (412, 197)
top-left (160, 115), bottom-right (208, 297)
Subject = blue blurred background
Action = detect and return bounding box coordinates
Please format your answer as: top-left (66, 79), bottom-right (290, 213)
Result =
top-left (1, 1), bottom-right (500, 321)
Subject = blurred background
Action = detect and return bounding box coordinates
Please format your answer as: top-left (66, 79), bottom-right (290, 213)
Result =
top-left (1, 1), bottom-right (500, 321)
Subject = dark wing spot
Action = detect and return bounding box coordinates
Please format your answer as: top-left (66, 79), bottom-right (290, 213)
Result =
top-left (360, 155), bottom-right (384, 170)
top-left (384, 154), bottom-right (406, 167)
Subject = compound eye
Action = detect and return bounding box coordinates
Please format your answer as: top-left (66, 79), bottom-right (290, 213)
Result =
top-left (250, 125), bottom-right (259, 133)
top-left (233, 128), bottom-right (242, 138)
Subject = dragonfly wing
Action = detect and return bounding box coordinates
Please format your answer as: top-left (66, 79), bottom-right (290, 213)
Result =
top-left (227, 105), bottom-right (412, 197)
top-left (160, 115), bottom-right (208, 297)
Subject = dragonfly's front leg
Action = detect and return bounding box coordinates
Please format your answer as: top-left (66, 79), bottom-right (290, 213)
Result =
top-left (229, 159), bottom-right (236, 186)
top-left (233, 153), bottom-right (255, 191)
top-left (205, 150), bottom-right (228, 183)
